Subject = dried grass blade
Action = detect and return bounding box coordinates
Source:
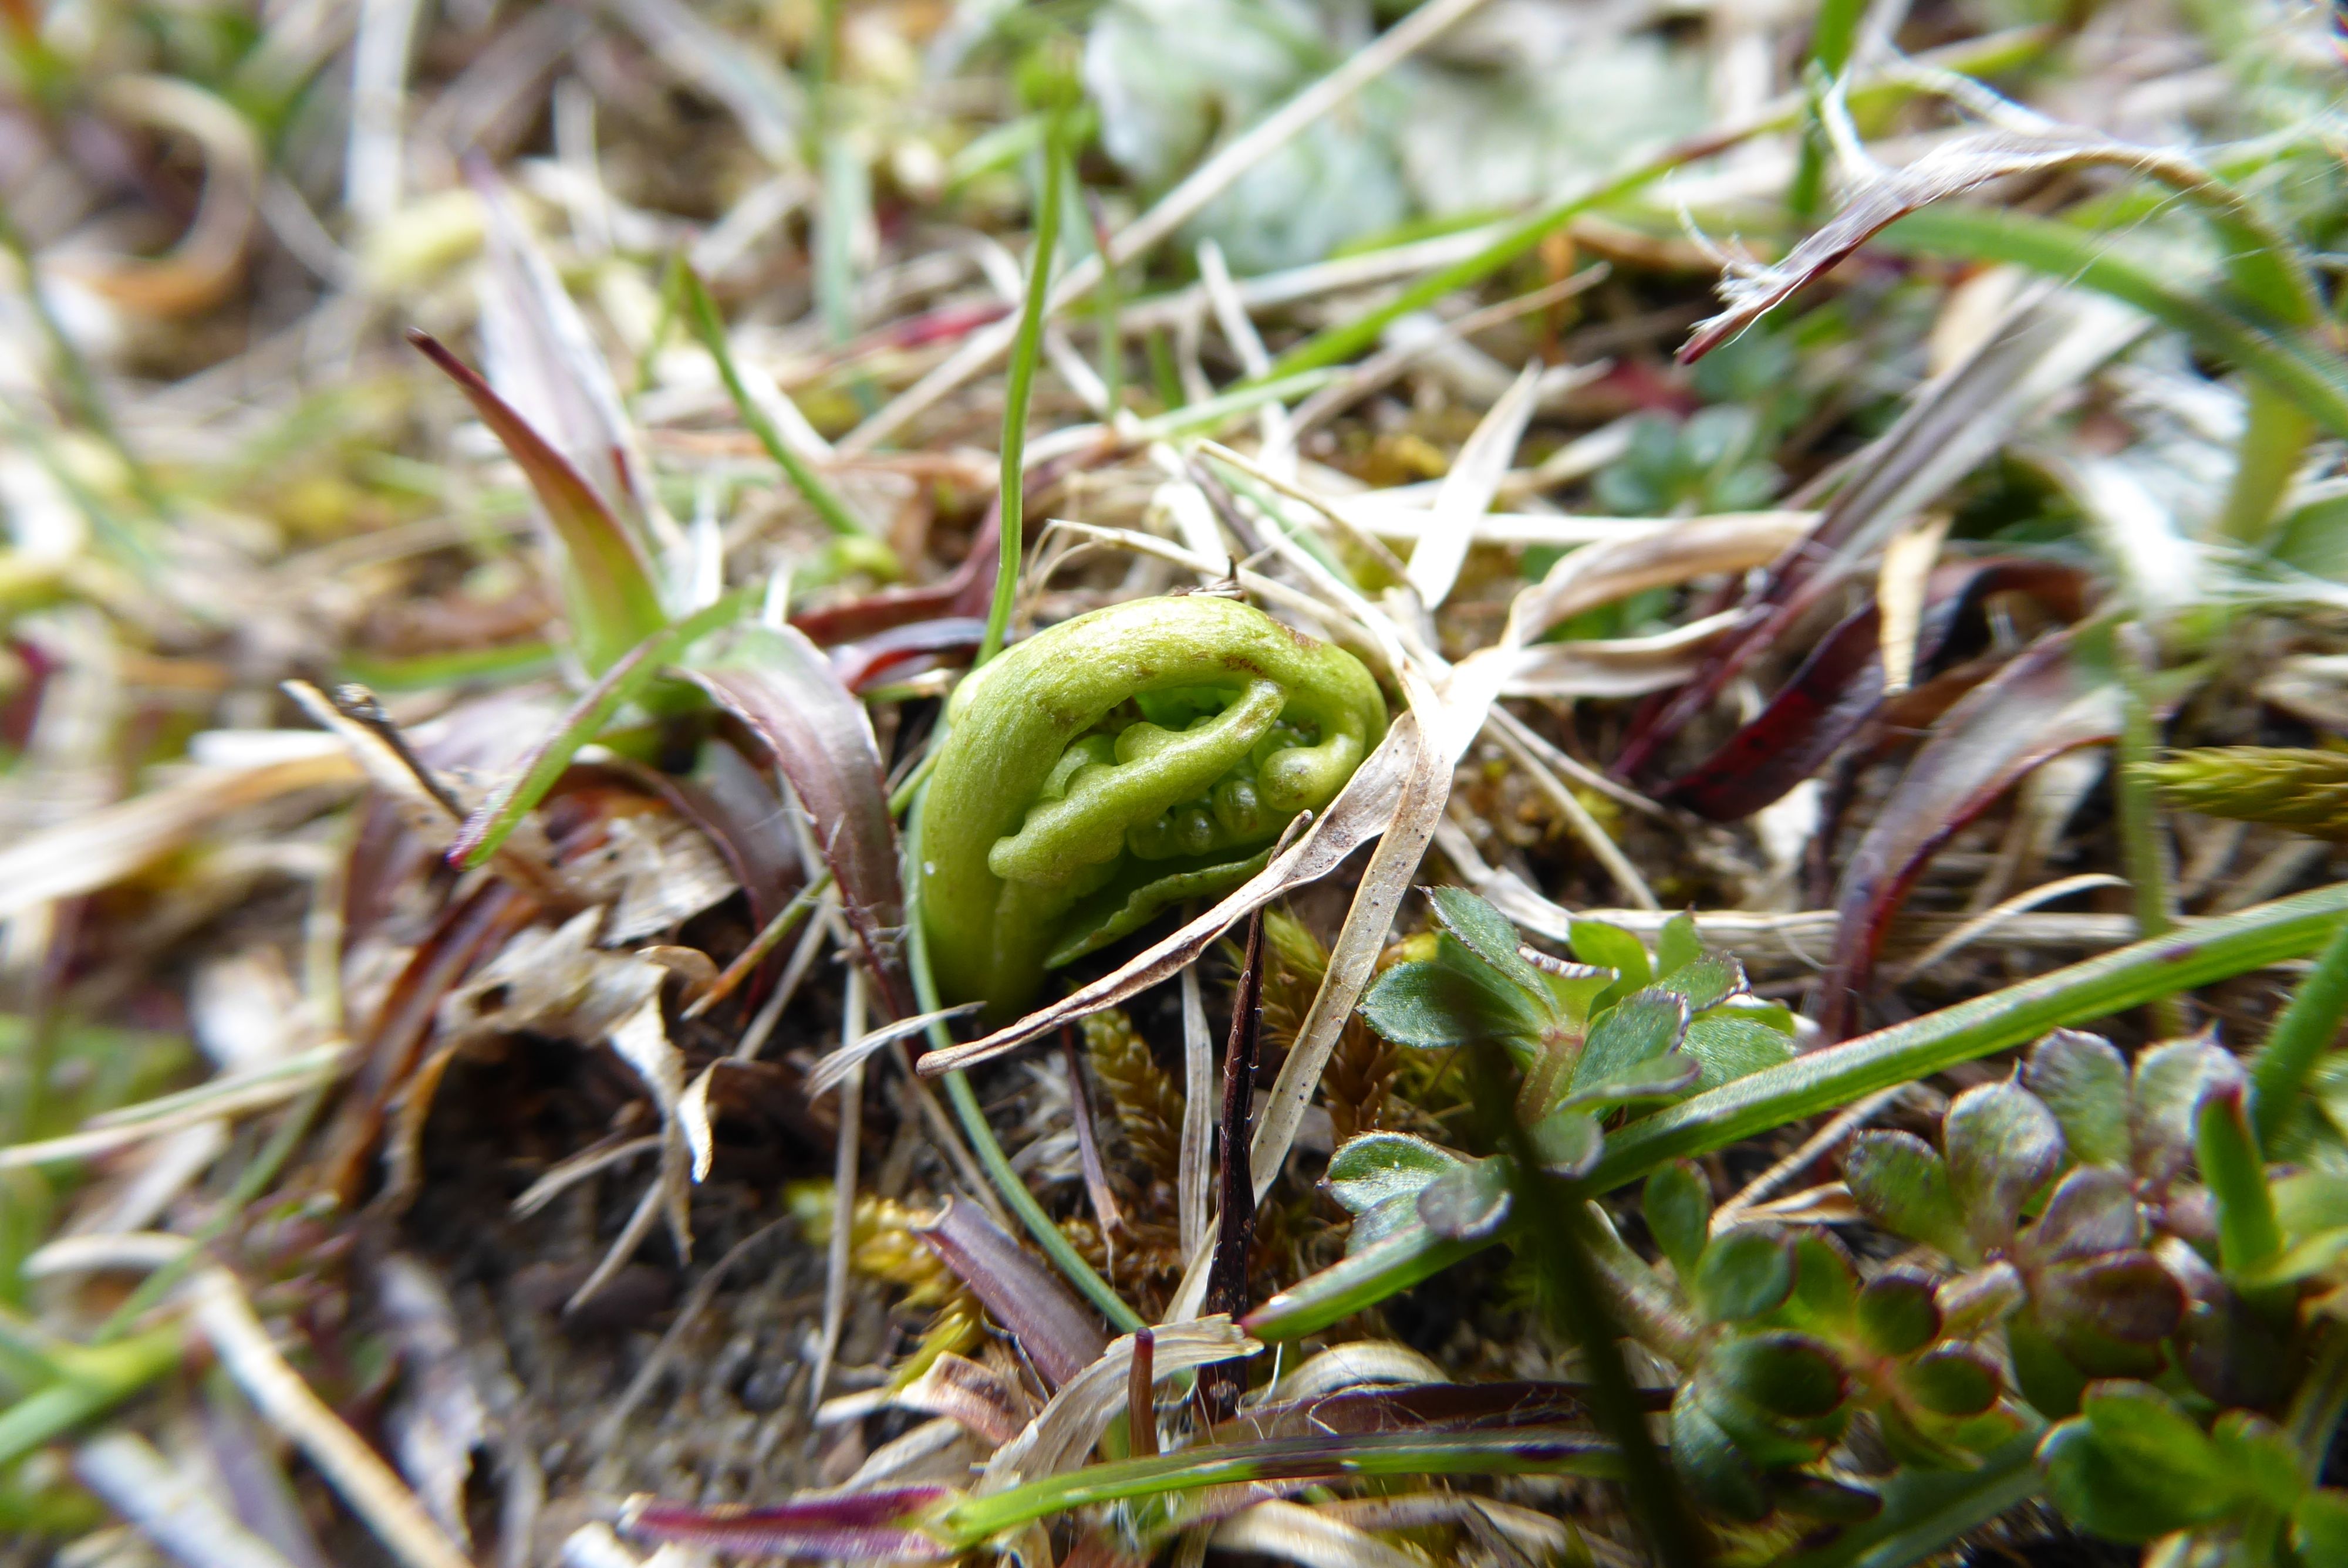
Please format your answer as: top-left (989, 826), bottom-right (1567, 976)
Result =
top-left (1406, 361), bottom-right (1543, 611)
top-left (1818, 630), bottom-right (2121, 1038)
top-left (0, 753), bottom-right (357, 925)
top-left (191, 1269), bottom-right (473, 1568)
top-left (473, 163), bottom-right (670, 550)
top-left (979, 1317), bottom-right (1257, 1490)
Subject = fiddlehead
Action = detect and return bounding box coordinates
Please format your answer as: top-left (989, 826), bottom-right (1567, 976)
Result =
top-left (920, 595), bottom-right (1387, 1015)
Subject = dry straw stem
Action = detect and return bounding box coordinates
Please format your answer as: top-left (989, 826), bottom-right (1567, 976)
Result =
top-left (190, 1268), bottom-right (474, 1568)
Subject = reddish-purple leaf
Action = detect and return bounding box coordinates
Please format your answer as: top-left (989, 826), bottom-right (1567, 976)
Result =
top-left (407, 330), bottom-right (666, 675)
top-left (1617, 292), bottom-right (2136, 782)
top-left (1662, 559), bottom-right (2086, 820)
top-left (1816, 631), bottom-right (2120, 1039)
top-left (625, 1486), bottom-right (952, 1560)
top-left (678, 621), bottom-right (907, 1007)
top-left (915, 1195), bottom-right (1107, 1388)
top-left (646, 738), bottom-right (805, 931)
top-left (829, 616), bottom-right (988, 694)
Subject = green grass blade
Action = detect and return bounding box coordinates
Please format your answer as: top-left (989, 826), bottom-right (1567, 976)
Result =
top-left (979, 113), bottom-right (1068, 667)
top-left (0, 1327), bottom-right (181, 1469)
top-left (1878, 207), bottom-right (2348, 441)
top-left (1264, 25), bottom-right (2056, 382)
top-left (1778, 1430), bottom-right (2042, 1568)
top-left (932, 1428), bottom-right (1620, 1545)
top-left (451, 592), bottom-right (749, 870)
top-left (677, 262), bottom-right (876, 542)
top-left (1589, 880), bottom-right (2348, 1187)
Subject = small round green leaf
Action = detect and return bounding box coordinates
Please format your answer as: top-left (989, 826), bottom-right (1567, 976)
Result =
top-left (1843, 1131), bottom-right (1971, 1262)
top-left (1528, 1107), bottom-right (1604, 1180)
top-left (1571, 989), bottom-right (1690, 1095)
top-left (1644, 1160), bottom-right (1712, 1281)
top-left (2292, 1489), bottom-right (2348, 1568)
top-left (1672, 1397), bottom-right (1770, 1523)
top-left (1415, 1157), bottom-right (1514, 1241)
top-left (1325, 1131), bottom-right (1460, 1215)
top-left (1695, 1226), bottom-right (1796, 1323)
top-left (1712, 1330), bottom-right (1848, 1421)
top-left (1856, 1268), bottom-right (1942, 1357)
top-left (2025, 1029), bottom-right (2131, 1169)
top-left (1897, 1346), bottom-right (2002, 1417)
top-left (1943, 1081), bottom-right (2064, 1256)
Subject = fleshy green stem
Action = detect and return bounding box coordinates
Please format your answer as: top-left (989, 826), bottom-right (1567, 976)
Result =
top-left (906, 783), bottom-right (1143, 1333)
top-left (980, 111), bottom-right (1068, 667)
top-left (2249, 916), bottom-right (2348, 1150)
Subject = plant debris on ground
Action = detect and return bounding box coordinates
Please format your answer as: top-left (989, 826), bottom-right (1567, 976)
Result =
top-left (3, 0), bottom-right (2348, 1566)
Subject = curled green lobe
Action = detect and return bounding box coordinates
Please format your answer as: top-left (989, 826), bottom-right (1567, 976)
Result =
top-left (920, 596), bottom-right (1388, 1016)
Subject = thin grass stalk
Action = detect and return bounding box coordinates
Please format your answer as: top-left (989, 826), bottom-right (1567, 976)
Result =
top-left (93, 1083), bottom-right (329, 1344)
top-left (1882, 206), bottom-right (2348, 441)
top-left (2114, 627), bottom-right (2187, 1037)
top-left (1263, 26), bottom-right (2054, 381)
top-left (980, 113), bottom-right (1068, 667)
top-left (678, 264), bottom-right (872, 539)
top-left (930, 1429), bottom-right (1622, 1545)
top-left (2217, 380), bottom-right (2313, 546)
top-left (1787, 0), bottom-right (1866, 222)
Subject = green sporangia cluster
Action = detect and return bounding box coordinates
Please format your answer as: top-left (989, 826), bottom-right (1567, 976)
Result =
top-left (918, 595), bottom-right (1387, 1015)
top-left (2143, 747), bottom-right (2348, 841)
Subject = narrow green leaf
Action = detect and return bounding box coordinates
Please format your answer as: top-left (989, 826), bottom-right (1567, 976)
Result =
top-left (932, 1428), bottom-right (1620, 1546)
top-left (1430, 887), bottom-right (1554, 1001)
top-left (677, 262), bottom-right (877, 542)
top-left (1880, 207), bottom-right (2348, 442)
top-left (452, 592), bottom-right (749, 868)
top-left (979, 110), bottom-right (1068, 667)
top-left (2196, 1082), bottom-right (2283, 1282)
